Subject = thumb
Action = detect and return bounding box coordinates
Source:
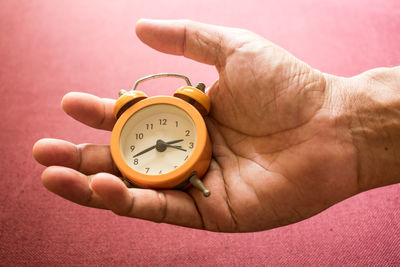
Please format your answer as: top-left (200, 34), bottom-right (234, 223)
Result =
top-left (135, 19), bottom-right (260, 67)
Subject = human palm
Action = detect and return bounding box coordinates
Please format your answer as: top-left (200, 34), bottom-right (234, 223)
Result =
top-left (33, 20), bottom-right (358, 232)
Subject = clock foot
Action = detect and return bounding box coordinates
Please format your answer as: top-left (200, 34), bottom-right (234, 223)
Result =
top-left (189, 174), bottom-right (211, 197)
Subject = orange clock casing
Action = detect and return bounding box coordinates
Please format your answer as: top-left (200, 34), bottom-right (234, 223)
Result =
top-left (110, 96), bottom-right (212, 189)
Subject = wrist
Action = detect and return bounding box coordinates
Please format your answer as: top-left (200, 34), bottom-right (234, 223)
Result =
top-left (326, 67), bottom-right (400, 192)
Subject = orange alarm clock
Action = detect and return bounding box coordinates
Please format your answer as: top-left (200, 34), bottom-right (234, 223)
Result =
top-left (110, 73), bottom-right (212, 197)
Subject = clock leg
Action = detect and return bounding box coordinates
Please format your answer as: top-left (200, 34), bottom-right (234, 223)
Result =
top-left (189, 174), bottom-right (211, 197)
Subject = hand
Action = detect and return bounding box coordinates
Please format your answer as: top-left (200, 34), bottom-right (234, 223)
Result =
top-left (33, 19), bottom-right (400, 232)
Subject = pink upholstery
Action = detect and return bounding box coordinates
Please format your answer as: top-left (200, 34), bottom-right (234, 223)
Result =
top-left (1, 0), bottom-right (399, 265)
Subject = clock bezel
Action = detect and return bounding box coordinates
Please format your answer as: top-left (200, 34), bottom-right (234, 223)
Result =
top-left (110, 96), bottom-right (210, 189)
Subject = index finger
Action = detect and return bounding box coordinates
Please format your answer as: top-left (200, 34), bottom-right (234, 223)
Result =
top-left (61, 92), bottom-right (116, 131)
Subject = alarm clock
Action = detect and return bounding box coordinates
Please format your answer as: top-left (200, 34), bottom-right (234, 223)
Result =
top-left (110, 73), bottom-right (212, 197)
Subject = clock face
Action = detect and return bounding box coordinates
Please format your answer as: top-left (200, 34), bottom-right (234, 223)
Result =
top-left (119, 103), bottom-right (197, 175)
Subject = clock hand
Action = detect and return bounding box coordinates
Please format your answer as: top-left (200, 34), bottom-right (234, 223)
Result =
top-left (156, 139), bottom-right (187, 152)
top-left (164, 144), bottom-right (187, 152)
top-left (165, 139), bottom-right (184, 145)
top-left (134, 139), bottom-right (186, 157)
top-left (132, 144), bottom-right (157, 158)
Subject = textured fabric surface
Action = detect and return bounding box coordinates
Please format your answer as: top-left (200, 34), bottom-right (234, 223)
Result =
top-left (1, 0), bottom-right (399, 265)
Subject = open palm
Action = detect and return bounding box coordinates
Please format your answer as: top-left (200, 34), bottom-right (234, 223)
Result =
top-left (33, 20), bottom-right (358, 232)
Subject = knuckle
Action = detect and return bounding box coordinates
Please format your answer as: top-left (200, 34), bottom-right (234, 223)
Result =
top-left (156, 191), bottom-right (168, 223)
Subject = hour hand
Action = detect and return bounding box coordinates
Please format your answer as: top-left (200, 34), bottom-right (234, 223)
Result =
top-left (164, 144), bottom-right (187, 152)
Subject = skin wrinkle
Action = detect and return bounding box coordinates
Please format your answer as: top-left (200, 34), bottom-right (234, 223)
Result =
top-left (381, 112), bottom-right (400, 163)
top-left (288, 73), bottom-right (324, 121)
top-left (86, 174), bottom-right (99, 208)
top-left (343, 110), bottom-right (363, 193)
top-left (76, 144), bottom-right (84, 174)
top-left (207, 71), bottom-right (326, 138)
top-left (252, 136), bottom-right (313, 166)
top-left (208, 122), bottom-right (304, 169)
top-left (290, 206), bottom-right (306, 224)
top-left (276, 70), bottom-right (309, 93)
top-left (365, 70), bottom-right (394, 89)
top-left (224, 31), bottom-right (257, 68)
top-left (270, 158), bottom-right (309, 221)
top-left (237, 139), bottom-right (310, 211)
top-left (217, 74), bottom-right (236, 114)
top-left (187, 23), bottom-right (226, 68)
top-left (98, 97), bottom-right (108, 130)
top-left (187, 190), bottom-right (206, 230)
top-left (235, 155), bottom-right (267, 230)
top-left (247, 59), bottom-right (268, 113)
top-left (125, 190), bottom-right (136, 217)
top-left (292, 72), bottom-right (313, 98)
top-left (156, 191), bottom-right (168, 223)
top-left (211, 113), bottom-right (319, 157)
top-left (263, 192), bottom-right (285, 229)
top-left (213, 33), bottom-right (226, 68)
top-left (204, 155), bottom-right (238, 232)
top-left (352, 103), bottom-right (377, 191)
top-left (299, 79), bottom-right (325, 113)
top-left (181, 22), bottom-right (187, 58)
top-left (76, 144), bottom-right (115, 175)
top-left (219, 40), bottom-right (265, 119)
top-left (253, 151), bottom-right (280, 172)
top-left (226, 134), bottom-right (249, 150)
top-left (219, 157), bottom-right (240, 232)
top-left (231, 44), bottom-right (278, 121)
top-left (207, 119), bottom-right (240, 231)
top-left (377, 104), bottom-right (400, 167)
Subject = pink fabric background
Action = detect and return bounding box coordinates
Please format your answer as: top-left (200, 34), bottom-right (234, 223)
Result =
top-left (1, 0), bottom-right (399, 265)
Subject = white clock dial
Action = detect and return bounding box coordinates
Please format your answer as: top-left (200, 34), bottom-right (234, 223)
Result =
top-left (119, 103), bottom-right (197, 175)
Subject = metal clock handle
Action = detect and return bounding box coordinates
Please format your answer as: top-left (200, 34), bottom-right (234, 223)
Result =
top-left (132, 73), bottom-right (192, 91)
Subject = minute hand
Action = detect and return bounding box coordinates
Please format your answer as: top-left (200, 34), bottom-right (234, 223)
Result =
top-left (165, 139), bottom-right (184, 145)
top-left (132, 145), bottom-right (156, 158)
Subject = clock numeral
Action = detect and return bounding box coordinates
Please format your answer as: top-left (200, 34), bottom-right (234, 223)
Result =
top-left (184, 155), bottom-right (189, 161)
top-left (189, 142), bottom-right (194, 149)
top-left (175, 121), bottom-right (179, 127)
top-left (146, 123), bottom-right (153, 130)
top-left (145, 167), bottom-right (150, 174)
top-left (174, 166), bottom-right (178, 169)
top-left (134, 158), bottom-right (139, 165)
top-left (185, 130), bottom-right (190, 136)
top-left (130, 145), bottom-right (135, 152)
top-left (159, 170), bottom-right (163, 174)
top-left (159, 119), bottom-right (167, 125)
top-left (136, 133), bottom-right (144, 140)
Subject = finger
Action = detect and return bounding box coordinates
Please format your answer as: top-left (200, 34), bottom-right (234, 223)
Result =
top-left (135, 19), bottom-right (260, 67)
top-left (91, 173), bottom-right (204, 229)
top-left (61, 92), bottom-right (116, 131)
top-left (33, 138), bottom-right (118, 176)
top-left (42, 166), bottom-right (105, 209)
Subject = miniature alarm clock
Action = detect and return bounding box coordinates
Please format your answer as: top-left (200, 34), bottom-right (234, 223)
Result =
top-left (110, 73), bottom-right (212, 197)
